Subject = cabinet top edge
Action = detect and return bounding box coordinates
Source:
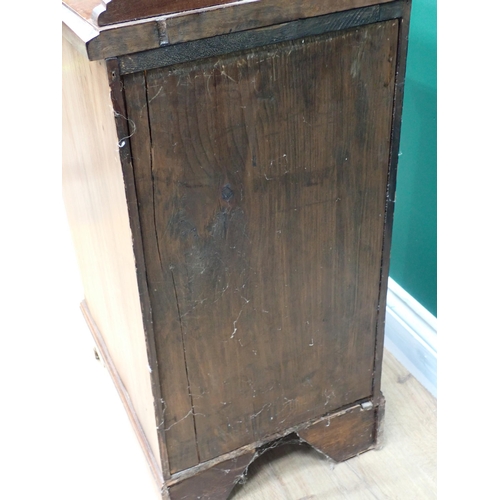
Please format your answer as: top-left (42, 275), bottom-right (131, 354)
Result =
top-left (62, 0), bottom-right (403, 61)
top-left (65, 0), bottom-right (247, 27)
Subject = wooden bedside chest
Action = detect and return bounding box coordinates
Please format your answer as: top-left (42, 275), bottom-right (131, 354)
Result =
top-left (62, 1), bottom-right (411, 498)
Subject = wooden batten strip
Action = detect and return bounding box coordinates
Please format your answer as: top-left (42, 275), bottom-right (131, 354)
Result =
top-left (81, 301), bottom-right (164, 489)
top-left (118, 2), bottom-right (404, 74)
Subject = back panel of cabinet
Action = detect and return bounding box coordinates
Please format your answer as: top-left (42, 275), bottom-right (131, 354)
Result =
top-left (124, 20), bottom-right (399, 473)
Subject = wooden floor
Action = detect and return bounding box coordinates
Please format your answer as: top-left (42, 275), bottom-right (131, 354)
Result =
top-left (229, 350), bottom-right (437, 499)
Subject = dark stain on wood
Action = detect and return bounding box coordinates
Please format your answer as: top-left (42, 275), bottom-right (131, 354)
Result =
top-left (63, 0), bottom-right (413, 497)
top-left (107, 58), bottom-right (172, 479)
top-left (297, 405), bottom-right (377, 462)
top-left (123, 71), bottom-right (200, 473)
top-left (167, 452), bottom-right (254, 500)
top-left (118, 2), bottom-right (404, 74)
top-left (75, 0), bottom-right (399, 61)
top-left (124, 20), bottom-right (399, 471)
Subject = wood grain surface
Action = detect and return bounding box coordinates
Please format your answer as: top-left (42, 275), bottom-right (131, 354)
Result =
top-left (162, 0), bottom-right (396, 46)
top-left (297, 405), bottom-right (376, 463)
top-left (107, 56), bottom-right (173, 479)
top-left (63, 0), bottom-right (394, 25)
top-left (117, 4), bottom-right (401, 74)
top-left (62, 0), bottom-right (397, 61)
top-left (62, 35), bottom-right (162, 467)
top-left (168, 452), bottom-right (254, 500)
top-left (124, 20), bottom-right (399, 472)
top-left (123, 71), bottom-right (200, 473)
top-left (230, 350), bottom-right (436, 499)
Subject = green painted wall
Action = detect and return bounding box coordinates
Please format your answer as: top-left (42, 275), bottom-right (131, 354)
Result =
top-left (389, 0), bottom-right (437, 316)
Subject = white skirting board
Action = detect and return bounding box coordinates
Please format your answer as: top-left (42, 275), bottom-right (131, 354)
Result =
top-left (384, 278), bottom-right (437, 397)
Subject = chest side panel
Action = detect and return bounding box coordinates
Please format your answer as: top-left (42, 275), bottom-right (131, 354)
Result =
top-left (62, 37), bottom-right (162, 468)
top-left (125, 20), bottom-right (398, 470)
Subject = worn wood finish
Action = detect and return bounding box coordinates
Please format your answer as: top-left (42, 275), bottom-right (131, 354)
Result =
top-left (62, 0), bottom-right (396, 60)
top-left (166, 399), bottom-right (379, 499)
top-left (88, 20), bottom-right (161, 61)
top-left (123, 71), bottom-right (200, 473)
top-left (62, 1), bottom-right (412, 497)
top-left (161, 399), bottom-right (379, 498)
top-left (168, 452), bottom-right (254, 500)
top-left (62, 36), bottom-right (162, 467)
top-left (122, 20), bottom-right (399, 471)
top-left (164, 0), bottom-right (396, 46)
top-left (229, 351), bottom-right (436, 499)
top-left (161, 399), bottom-right (372, 487)
top-left (63, 0), bottom-right (394, 26)
top-left (297, 405), bottom-right (377, 462)
top-left (106, 57), bottom-right (172, 479)
top-left (118, 3), bottom-right (403, 74)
